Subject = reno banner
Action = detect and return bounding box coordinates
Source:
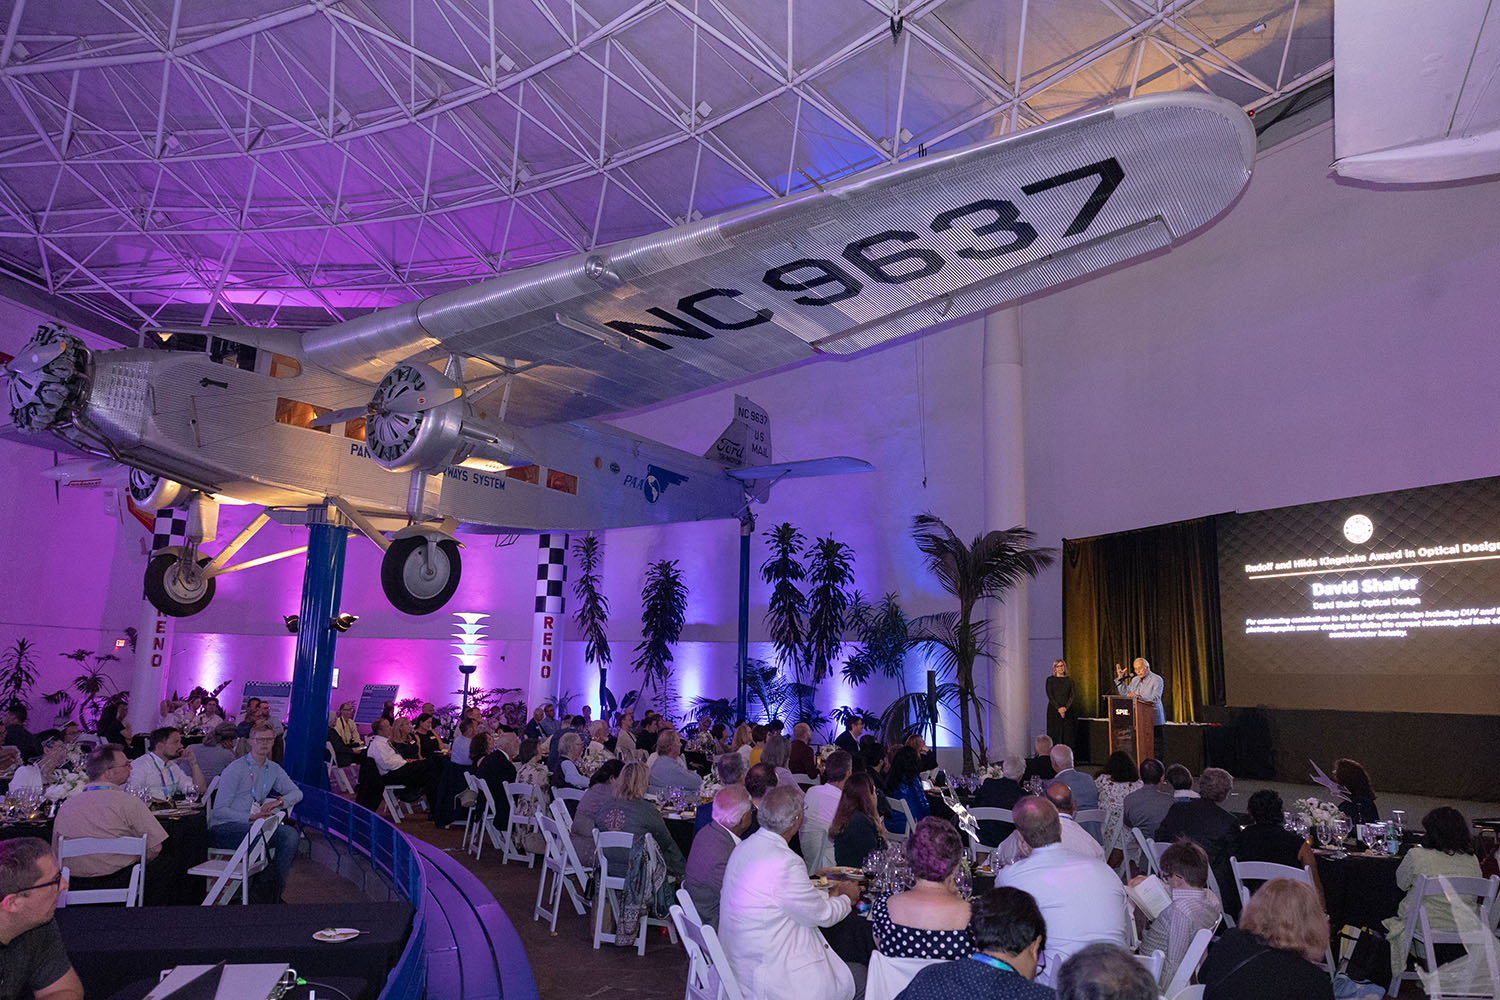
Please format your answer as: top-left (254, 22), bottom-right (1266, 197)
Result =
top-left (528, 533), bottom-right (568, 712)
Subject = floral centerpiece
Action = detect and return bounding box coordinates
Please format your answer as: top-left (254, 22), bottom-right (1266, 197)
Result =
top-left (1293, 797), bottom-right (1341, 829)
top-left (44, 769), bottom-right (87, 802)
top-left (816, 744), bottom-right (838, 767)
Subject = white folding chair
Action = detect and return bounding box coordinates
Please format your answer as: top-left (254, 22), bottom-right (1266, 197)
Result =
top-left (550, 798), bottom-right (596, 889)
top-left (1388, 873), bottom-right (1500, 999)
top-left (1134, 948), bottom-right (1165, 985)
top-left (866, 950), bottom-right (942, 1000)
top-left (884, 796), bottom-right (916, 841)
top-left (1162, 926), bottom-right (1214, 999)
top-left (1132, 827), bottom-right (1165, 876)
top-left (793, 774), bottom-right (817, 789)
top-left (799, 822), bottom-right (833, 875)
top-left (967, 807), bottom-right (1013, 864)
top-left (534, 813), bottom-right (589, 931)
top-left (503, 781), bottom-right (540, 866)
top-left (553, 786), bottom-right (586, 811)
top-left (189, 813), bottom-right (280, 905)
top-left (470, 780), bottom-right (503, 859)
top-left (203, 774), bottom-right (221, 811)
top-left (1075, 807), bottom-right (1106, 844)
top-left (670, 903), bottom-right (746, 1000)
top-left (593, 830), bottom-right (676, 954)
top-left (57, 835), bottom-right (147, 907)
top-left (325, 741), bottom-right (354, 795)
top-left (460, 772), bottom-right (484, 854)
top-left (675, 887), bottom-right (704, 927)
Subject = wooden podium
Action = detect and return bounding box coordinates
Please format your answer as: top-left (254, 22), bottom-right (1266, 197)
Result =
top-left (1107, 695), bottom-right (1154, 764)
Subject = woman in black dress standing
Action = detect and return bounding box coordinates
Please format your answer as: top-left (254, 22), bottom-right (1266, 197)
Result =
top-left (1045, 658), bottom-right (1076, 748)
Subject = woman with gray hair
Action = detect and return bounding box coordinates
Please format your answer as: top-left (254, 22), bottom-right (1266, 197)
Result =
top-left (555, 731), bottom-right (589, 789)
top-left (762, 733), bottom-right (796, 788)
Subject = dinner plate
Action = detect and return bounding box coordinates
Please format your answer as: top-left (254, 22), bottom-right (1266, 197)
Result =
top-left (810, 877), bottom-right (831, 889)
top-left (314, 927), bottom-right (363, 942)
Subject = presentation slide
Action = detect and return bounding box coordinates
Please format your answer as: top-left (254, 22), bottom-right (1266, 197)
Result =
top-left (1217, 476), bottom-right (1500, 715)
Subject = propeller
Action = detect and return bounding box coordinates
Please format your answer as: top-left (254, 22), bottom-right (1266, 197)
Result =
top-left (309, 363), bottom-right (463, 428)
top-left (1, 338), bottom-right (65, 377)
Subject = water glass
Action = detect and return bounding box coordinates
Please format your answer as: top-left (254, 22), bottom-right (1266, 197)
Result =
top-left (1389, 810), bottom-right (1405, 836)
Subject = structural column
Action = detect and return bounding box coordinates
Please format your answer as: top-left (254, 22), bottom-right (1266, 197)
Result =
top-left (527, 533), bottom-right (568, 713)
top-left (128, 509), bottom-right (184, 736)
top-left (284, 511), bottom-right (349, 788)
top-left (981, 309), bottom-right (1031, 760)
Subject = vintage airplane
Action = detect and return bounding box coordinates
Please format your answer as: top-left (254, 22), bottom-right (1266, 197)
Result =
top-left (1, 92), bottom-right (1256, 618)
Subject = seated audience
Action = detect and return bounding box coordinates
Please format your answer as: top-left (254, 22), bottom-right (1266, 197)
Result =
top-left (1156, 766), bottom-right (1240, 913)
top-left (1201, 879), bottom-right (1333, 1000)
top-left (193, 723), bottom-right (240, 782)
top-left (1381, 806), bottom-right (1483, 982)
top-left (326, 702), bottom-right (362, 766)
top-left (788, 722), bottom-right (819, 777)
top-left (96, 702), bottom-right (131, 750)
top-left (0, 837), bottom-right (83, 1000)
top-left (209, 723), bottom-right (303, 902)
top-left (894, 886), bottom-right (1054, 999)
top-left (197, 697), bottom-right (225, 732)
top-left (53, 745), bottom-right (169, 898)
top-left (1164, 764), bottom-right (1195, 799)
top-left (613, 709), bottom-right (637, 757)
top-left (747, 724), bottom-right (768, 766)
top-left (390, 716), bottom-right (421, 759)
top-left (996, 797), bottom-right (1128, 963)
top-left (1333, 758), bottom-right (1379, 825)
top-left (974, 755), bottom-right (1025, 846)
top-left (3, 706), bottom-right (42, 762)
top-left (593, 761), bottom-right (686, 878)
top-left (992, 783), bottom-right (1105, 865)
top-left (834, 716), bottom-right (863, 756)
top-left (746, 761), bottom-right (779, 813)
top-left (884, 745), bottom-right (931, 835)
top-left (648, 730), bottom-right (703, 796)
top-left (1057, 942), bottom-right (1159, 1000)
top-left (762, 733), bottom-right (797, 789)
top-left (802, 749), bottom-right (851, 872)
top-left (367, 717), bottom-right (442, 805)
top-left (474, 733), bottom-right (518, 829)
top-left (1023, 734), bottom-right (1056, 782)
top-left (1133, 839), bottom-right (1221, 985)
top-left (570, 758), bottom-right (623, 862)
top-left (696, 752), bottom-right (748, 833)
top-left (554, 732), bottom-right (590, 789)
top-left (1121, 758), bottom-right (1173, 841)
top-left (523, 707), bottom-right (546, 742)
top-left (685, 785), bottom-right (753, 929)
top-left (1094, 751), bottom-right (1142, 853)
top-left (8, 741), bottom-right (68, 793)
top-left (235, 698), bottom-right (263, 738)
top-left (128, 727), bottom-right (205, 799)
top-left (874, 817), bottom-right (973, 960)
top-left (721, 785), bottom-right (862, 1000)
top-left (831, 771), bottom-right (886, 868)
top-left (449, 717), bottom-right (479, 767)
top-left (729, 721), bottom-right (754, 762)
top-left (1049, 745), bottom-right (1100, 841)
top-left (1235, 789), bottom-right (1321, 902)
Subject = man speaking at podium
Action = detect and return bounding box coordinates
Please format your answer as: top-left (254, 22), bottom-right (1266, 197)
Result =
top-left (1114, 657), bottom-right (1166, 749)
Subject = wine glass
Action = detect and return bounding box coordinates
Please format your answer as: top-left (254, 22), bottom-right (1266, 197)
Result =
top-left (1329, 815), bottom-right (1351, 858)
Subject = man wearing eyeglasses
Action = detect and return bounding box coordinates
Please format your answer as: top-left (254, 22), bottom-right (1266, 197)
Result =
top-left (0, 837), bottom-right (83, 1000)
top-left (209, 722), bottom-right (303, 903)
top-left (53, 744), bottom-right (169, 901)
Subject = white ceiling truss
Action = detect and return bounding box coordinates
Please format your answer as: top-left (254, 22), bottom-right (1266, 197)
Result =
top-left (0, 0), bottom-right (1333, 341)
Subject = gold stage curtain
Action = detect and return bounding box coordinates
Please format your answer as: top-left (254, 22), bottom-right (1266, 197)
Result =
top-left (1062, 516), bottom-right (1225, 723)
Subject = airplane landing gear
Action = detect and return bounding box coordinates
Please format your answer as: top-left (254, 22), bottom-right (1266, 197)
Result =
top-left (143, 551), bottom-right (216, 617)
top-left (381, 535), bottom-right (462, 615)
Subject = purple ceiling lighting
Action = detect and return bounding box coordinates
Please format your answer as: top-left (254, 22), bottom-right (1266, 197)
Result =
top-left (0, 1), bottom-right (1332, 342)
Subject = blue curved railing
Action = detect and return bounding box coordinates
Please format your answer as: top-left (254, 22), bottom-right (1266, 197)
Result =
top-left (292, 784), bottom-right (426, 1000)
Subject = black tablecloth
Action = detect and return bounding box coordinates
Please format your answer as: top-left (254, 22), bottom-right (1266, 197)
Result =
top-left (57, 900), bottom-right (413, 1000)
top-left (107, 976), bottom-right (370, 1000)
top-left (1316, 850), bottom-right (1403, 930)
top-left (822, 910), bottom-right (876, 967)
top-left (1, 808), bottom-right (209, 905)
top-left (664, 816), bottom-right (696, 859)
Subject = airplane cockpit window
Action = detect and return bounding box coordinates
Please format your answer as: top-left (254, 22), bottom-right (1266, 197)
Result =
top-left (147, 331), bottom-right (208, 353)
top-left (275, 397), bottom-right (331, 433)
top-left (209, 337), bottom-right (257, 372)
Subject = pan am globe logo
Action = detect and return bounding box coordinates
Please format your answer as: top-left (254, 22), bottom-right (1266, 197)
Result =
top-left (624, 464), bottom-right (689, 503)
top-left (1343, 514), bottom-right (1374, 544)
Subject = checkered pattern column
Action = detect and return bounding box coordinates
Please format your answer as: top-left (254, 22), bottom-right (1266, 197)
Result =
top-left (132, 509), bottom-right (183, 734)
top-left (527, 533), bottom-right (569, 713)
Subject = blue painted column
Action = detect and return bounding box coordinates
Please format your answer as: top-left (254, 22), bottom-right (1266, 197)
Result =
top-left (736, 511), bottom-right (754, 723)
top-left (285, 517), bottom-right (350, 788)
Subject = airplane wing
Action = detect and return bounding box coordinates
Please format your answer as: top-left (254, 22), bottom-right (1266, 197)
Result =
top-left (300, 92), bottom-right (1255, 427)
top-left (1333, 1), bottom-right (1500, 182)
top-left (725, 458), bottom-right (875, 481)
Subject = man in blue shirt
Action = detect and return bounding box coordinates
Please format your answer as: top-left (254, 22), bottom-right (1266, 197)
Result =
top-left (209, 723), bottom-right (303, 902)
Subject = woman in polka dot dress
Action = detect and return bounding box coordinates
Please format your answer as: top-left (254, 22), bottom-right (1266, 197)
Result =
top-left (871, 816), bottom-right (975, 960)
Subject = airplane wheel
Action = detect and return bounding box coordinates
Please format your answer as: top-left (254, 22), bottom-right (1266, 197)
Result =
top-left (381, 536), bottom-right (461, 615)
top-left (143, 552), bottom-right (216, 617)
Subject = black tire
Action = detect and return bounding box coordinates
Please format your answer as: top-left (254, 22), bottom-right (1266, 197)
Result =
top-left (143, 552), bottom-right (216, 617)
top-left (381, 536), bottom-right (462, 615)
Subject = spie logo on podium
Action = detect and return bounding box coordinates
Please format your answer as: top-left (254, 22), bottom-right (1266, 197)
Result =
top-left (624, 464), bottom-right (689, 503)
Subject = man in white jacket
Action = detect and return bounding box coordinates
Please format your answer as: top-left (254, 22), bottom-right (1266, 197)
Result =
top-left (720, 785), bottom-right (863, 1000)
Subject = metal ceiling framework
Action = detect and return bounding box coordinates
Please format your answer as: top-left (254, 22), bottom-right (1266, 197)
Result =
top-left (0, 0), bottom-right (1332, 343)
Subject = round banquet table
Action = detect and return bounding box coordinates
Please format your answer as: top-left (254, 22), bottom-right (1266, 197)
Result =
top-left (1315, 848), bottom-right (1403, 930)
top-left (0, 806), bottom-right (210, 906)
top-left (663, 813), bottom-right (699, 859)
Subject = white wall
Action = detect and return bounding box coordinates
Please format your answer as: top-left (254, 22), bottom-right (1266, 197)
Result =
top-left (1019, 121), bottom-right (1500, 727)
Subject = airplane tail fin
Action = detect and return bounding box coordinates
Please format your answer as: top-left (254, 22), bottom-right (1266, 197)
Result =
top-left (702, 394), bottom-right (772, 470)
